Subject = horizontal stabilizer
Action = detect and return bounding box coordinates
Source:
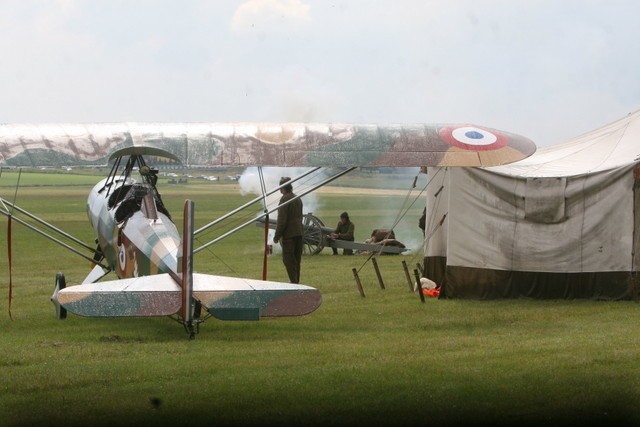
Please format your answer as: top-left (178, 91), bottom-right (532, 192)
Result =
top-left (192, 273), bottom-right (322, 320)
top-left (57, 274), bottom-right (181, 317)
top-left (56, 273), bottom-right (321, 319)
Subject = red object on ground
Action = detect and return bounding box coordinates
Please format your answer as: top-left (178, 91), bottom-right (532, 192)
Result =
top-left (422, 288), bottom-right (440, 298)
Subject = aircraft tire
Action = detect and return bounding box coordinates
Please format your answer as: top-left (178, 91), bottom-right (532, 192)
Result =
top-left (53, 272), bottom-right (67, 320)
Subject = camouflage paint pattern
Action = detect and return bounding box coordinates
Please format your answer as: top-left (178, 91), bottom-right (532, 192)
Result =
top-left (87, 177), bottom-right (180, 278)
top-left (55, 275), bottom-right (182, 317)
top-left (118, 211), bottom-right (179, 276)
top-left (53, 273), bottom-right (322, 318)
top-left (0, 122), bottom-right (536, 168)
top-left (191, 273), bottom-right (322, 320)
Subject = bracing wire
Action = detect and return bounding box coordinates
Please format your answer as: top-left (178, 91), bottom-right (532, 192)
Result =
top-left (192, 167), bottom-right (331, 278)
top-left (355, 169), bottom-right (433, 273)
top-left (194, 167), bottom-right (328, 244)
top-left (405, 167), bottom-right (447, 269)
top-left (191, 242), bottom-right (239, 277)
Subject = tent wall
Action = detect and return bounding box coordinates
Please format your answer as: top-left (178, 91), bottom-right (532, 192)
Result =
top-left (424, 165), bottom-right (637, 299)
top-left (633, 167), bottom-right (640, 299)
top-left (425, 257), bottom-right (631, 299)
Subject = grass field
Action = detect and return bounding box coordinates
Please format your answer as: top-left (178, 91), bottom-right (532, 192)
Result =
top-left (1, 170), bottom-right (640, 426)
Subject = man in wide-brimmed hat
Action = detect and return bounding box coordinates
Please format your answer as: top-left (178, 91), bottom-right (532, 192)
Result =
top-left (273, 177), bottom-right (304, 283)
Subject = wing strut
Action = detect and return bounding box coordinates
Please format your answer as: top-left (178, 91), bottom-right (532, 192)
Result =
top-left (7, 215), bottom-right (13, 320)
top-left (0, 197), bottom-right (109, 269)
top-left (2, 167), bottom-right (22, 320)
top-left (179, 199), bottom-right (196, 338)
top-left (258, 167), bottom-right (270, 280)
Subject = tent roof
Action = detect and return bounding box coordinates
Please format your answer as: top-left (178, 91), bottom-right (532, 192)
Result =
top-left (487, 109), bottom-right (640, 177)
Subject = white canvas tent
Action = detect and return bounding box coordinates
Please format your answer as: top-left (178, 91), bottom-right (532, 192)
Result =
top-left (424, 109), bottom-right (640, 299)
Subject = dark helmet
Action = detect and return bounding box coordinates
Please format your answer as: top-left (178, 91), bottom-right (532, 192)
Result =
top-left (340, 211), bottom-right (349, 219)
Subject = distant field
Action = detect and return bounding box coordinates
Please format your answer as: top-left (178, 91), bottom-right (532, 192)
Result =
top-left (0, 171), bottom-right (106, 187)
top-left (0, 166), bottom-right (427, 190)
top-left (1, 172), bottom-right (640, 426)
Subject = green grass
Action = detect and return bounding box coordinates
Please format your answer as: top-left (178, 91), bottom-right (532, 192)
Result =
top-left (1, 172), bottom-right (640, 426)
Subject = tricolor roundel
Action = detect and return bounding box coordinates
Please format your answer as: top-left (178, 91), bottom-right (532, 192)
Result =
top-left (439, 125), bottom-right (508, 151)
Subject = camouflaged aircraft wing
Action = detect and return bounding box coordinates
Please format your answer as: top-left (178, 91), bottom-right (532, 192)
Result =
top-left (0, 122), bottom-right (535, 168)
top-left (53, 272), bottom-right (321, 319)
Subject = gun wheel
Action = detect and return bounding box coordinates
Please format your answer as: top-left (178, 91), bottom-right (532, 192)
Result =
top-left (302, 213), bottom-right (325, 255)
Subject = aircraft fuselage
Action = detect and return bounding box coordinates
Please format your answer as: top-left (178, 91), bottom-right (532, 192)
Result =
top-left (87, 177), bottom-right (179, 278)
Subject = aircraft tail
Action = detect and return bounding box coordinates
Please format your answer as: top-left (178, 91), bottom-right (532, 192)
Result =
top-left (53, 273), bottom-right (321, 319)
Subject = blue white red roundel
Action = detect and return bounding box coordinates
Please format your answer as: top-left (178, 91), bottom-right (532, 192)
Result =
top-left (439, 126), bottom-right (508, 151)
top-left (119, 245), bottom-right (126, 268)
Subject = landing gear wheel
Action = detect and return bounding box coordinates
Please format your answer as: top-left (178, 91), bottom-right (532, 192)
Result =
top-left (302, 213), bottom-right (325, 255)
top-left (185, 321), bottom-right (196, 340)
top-left (51, 272), bottom-right (67, 320)
top-left (183, 320), bottom-right (199, 340)
top-left (193, 300), bottom-right (202, 319)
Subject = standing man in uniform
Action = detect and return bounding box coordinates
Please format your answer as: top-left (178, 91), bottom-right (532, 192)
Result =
top-left (273, 177), bottom-right (304, 283)
top-left (328, 211), bottom-right (355, 255)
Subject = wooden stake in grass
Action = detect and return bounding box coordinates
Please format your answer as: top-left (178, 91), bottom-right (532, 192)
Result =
top-left (413, 268), bottom-right (425, 303)
top-left (416, 262), bottom-right (423, 277)
top-left (371, 257), bottom-right (385, 290)
top-left (401, 260), bottom-right (413, 292)
top-left (352, 268), bottom-right (366, 298)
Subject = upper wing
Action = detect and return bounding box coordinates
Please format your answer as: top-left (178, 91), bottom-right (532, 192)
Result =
top-left (0, 122), bottom-right (535, 168)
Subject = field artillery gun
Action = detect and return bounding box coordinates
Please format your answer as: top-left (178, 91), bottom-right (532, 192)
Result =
top-left (257, 213), bottom-right (408, 256)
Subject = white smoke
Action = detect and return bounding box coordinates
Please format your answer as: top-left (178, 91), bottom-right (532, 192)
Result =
top-left (344, 169), bottom-right (428, 256)
top-left (238, 166), bottom-right (428, 256)
top-left (238, 166), bottom-right (322, 217)
top-left (238, 166), bottom-right (323, 249)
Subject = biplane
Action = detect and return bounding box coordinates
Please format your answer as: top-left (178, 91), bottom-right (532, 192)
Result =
top-left (0, 122), bottom-right (536, 337)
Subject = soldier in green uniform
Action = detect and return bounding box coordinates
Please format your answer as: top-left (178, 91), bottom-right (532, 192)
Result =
top-left (273, 177), bottom-right (304, 283)
top-left (328, 211), bottom-right (355, 255)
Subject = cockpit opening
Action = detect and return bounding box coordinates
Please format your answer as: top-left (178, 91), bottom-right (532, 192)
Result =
top-left (113, 183), bottom-right (171, 223)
